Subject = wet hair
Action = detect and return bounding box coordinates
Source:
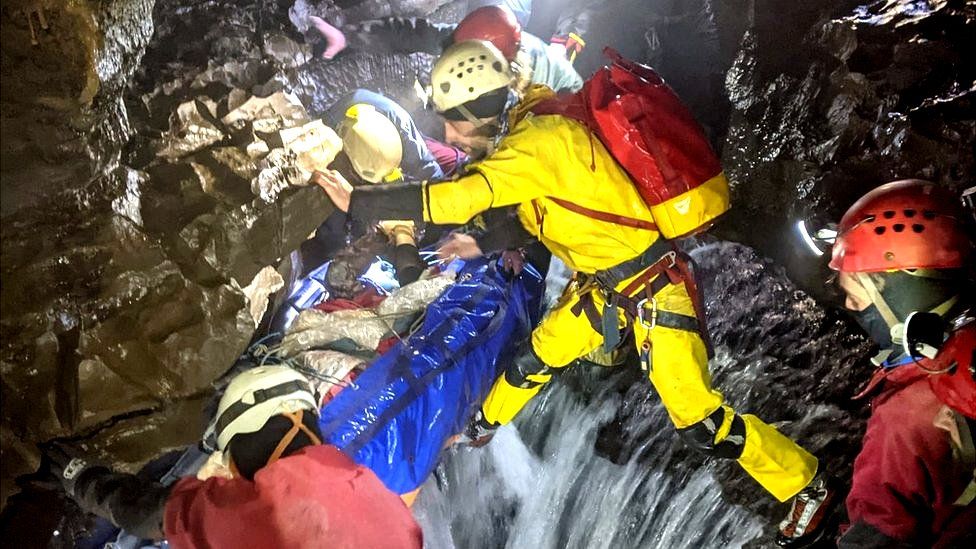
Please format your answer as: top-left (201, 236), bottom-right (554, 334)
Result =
top-left (227, 412), bottom-right (323, 480)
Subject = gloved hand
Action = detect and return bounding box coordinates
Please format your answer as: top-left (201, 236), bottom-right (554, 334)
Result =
top-left (461, 411), bottom-right (499, 448)
top-left (378, 220), bottom-right (417, 246)
top-left (45, 441), bottom-right (97, 497)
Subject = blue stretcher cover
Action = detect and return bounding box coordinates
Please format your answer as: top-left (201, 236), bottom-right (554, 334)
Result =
top-left (318, 257), bottom-right (543, 493)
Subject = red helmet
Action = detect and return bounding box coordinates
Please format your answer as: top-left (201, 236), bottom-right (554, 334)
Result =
top-left (829, 179), bottom-right (973, 272)
top-left (453, 5), bottom-right (522, 61)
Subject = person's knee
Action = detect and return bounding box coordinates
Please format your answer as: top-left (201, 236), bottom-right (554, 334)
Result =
top-left (504, 347), bottom-right (558, 389)
top-left (676, 406), bottom-right (746, 459)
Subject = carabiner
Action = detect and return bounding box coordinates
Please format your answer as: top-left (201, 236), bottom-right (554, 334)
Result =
top-left (636, 297), bottom-right (658, 329)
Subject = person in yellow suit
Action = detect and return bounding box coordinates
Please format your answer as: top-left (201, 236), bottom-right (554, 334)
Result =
top-left (316, 39), bottom-right (834, 546)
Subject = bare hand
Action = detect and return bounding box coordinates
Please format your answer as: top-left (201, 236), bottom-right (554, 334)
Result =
top-left (437, 232), bottom-right (483, 261)
top-left (311, 169), bottom-right (353, 212)
top-left (309, 16), bottom-right (347, 59)
top-left (500, 249), bottom-right (525, 275)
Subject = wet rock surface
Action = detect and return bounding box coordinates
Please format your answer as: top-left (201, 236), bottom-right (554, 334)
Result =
top-left (0, 0), bottom-right (470, 531)
top-left (720, 0), bottom-right (976, 294)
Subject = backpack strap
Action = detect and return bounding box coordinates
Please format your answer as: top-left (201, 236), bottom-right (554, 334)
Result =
top-left (547, 197), bottom-right (656, 231)
top-left (954, 413), bottom-right (976, 506)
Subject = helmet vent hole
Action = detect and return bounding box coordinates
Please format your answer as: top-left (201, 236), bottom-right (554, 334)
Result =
top-left (456, 72), bottom-right (463, 78)
top-left (883, 210), bottom-right (896, 219)
top-left (467, 67), bottom-right (473, 73)
top-left (477, 64), bottom-right (484, 70)
top-left (874, 226), bottom-right (886, 235)
top-left (469, 57), bottom-right (475, 62)
top-left (480, 55), bottom-right (487, 60)
top-left (922, 210), bottom-right (936, 220)
top-left (492, 61), bottom-right (503, 72)
top-left (903, 209), bottom-right (916, 218)
top-left (912, 224), bottom-right (925, 233)
top-left (892, 223), bottom-right (905, 232)
top-left (468, 86), bottom-right (474, 92)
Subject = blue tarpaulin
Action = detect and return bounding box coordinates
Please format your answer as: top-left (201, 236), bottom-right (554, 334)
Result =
top-left (318, 257), bottom-right (543, 494)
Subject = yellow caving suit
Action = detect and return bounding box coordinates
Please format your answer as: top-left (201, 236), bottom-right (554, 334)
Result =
top-left (420, 88), bottom-right (815, 502)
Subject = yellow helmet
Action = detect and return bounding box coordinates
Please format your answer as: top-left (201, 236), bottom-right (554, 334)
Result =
top-left (337, 104), bottom-right (404, 183)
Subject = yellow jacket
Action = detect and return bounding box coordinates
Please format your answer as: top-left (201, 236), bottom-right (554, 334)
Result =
top-left (422, 87), bottom-right (728, 273)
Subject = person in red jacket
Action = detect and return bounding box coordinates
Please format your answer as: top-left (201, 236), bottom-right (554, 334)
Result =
top-left (814, 179), bottom-right (976, 548)
top-left (50, 366), bottom-right (422, 548)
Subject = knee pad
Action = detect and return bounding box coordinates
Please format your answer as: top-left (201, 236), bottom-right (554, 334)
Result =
top-left (677, 406), bottom-right (746, 459)
top-left (504, 347), bottom-right (556, 389)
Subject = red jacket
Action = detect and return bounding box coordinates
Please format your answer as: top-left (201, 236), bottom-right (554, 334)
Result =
top-left (164, 445), bottom-right (423, 549)
top-left (841, 363), bottom-right (976, 548)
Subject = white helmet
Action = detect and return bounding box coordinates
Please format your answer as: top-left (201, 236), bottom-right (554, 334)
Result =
top-left (214, 366), bottom-right (318, 452)
top-left (431, 39), bottom-right (512, 114)
top-left (337, 104), bottom-right (404, 183)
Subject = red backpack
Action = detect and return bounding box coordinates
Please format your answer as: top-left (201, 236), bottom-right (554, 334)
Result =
top-left (531, 48), bottom-right (730, 238)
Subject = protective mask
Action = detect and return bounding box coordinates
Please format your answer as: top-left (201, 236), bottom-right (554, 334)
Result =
top-left (853, 304), bottom-right (893, 349)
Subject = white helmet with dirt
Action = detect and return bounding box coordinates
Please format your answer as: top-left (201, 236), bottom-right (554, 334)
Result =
top-left (431, 39), bottom-right (513, 116)
top-left (214, 366), bottom-right (318, 452)
top-left (337, 103), bottom-right (404, 183)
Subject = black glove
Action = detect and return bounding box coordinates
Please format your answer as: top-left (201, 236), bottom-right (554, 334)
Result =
top-left (46, 441), bottom-right (98, 497)
top-left (463, 410), bottom-right (499, 448)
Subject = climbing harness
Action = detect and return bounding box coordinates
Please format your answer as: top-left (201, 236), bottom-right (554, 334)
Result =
top-left (570, 238), bottom-right (711, 367)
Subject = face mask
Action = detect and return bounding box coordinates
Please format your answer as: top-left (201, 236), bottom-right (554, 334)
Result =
top-left (853, 304), bottom-right (893, 349)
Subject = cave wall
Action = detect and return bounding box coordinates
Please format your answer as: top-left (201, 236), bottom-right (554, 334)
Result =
top-left (0, 0), bottom-right (472, 515)
top-left (720, 0), bottom-right (975, 294)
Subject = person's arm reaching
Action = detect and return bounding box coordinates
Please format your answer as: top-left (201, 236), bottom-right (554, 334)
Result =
top-left (311, 16), bottom-right (455, 59)
top-left (318, 120), bottom-right (554, 225)
top-left (50, 444), bottom-right (170, 540)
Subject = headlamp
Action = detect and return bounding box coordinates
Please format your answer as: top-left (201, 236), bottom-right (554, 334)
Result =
top-left (796, 219), bottom-right (838, 257)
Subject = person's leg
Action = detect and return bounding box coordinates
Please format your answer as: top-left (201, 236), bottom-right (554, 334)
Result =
top-left (481, 278), bottom-right (604, 425)
top-left (631, 274), bottom-right (818, 503)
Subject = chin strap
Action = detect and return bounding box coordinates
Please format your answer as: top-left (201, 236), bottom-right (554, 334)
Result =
top-left (854, 272), bottom-right (902, 339)
top-left (455, 104), bottom-right (491, 128)
top-left (267, 410), bottom-right (323, 466)
top-left (856, 272), bottom-right (961, 351)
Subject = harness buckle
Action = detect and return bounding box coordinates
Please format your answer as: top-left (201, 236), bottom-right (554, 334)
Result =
top-left (636, 297), bottom-right (658, 329)
top-left (661, 250), bottom-right (677, 269)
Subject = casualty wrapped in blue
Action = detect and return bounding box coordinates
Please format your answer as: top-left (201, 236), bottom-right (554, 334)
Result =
top-left (318, 257), bottom-right (543, 494)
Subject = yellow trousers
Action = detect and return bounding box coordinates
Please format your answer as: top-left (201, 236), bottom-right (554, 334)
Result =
top-left (481, 267), bottom-right (818, 502)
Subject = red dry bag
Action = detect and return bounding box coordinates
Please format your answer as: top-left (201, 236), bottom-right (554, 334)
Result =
top-left (531, 48), bottom-right (730, 238)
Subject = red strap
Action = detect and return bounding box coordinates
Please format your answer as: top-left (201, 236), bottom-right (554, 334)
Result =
top-left (548, 197), bottom-right (656, 231)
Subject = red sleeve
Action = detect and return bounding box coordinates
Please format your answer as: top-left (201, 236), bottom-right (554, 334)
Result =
top-left (162, 476), bottom-right (205, 544)
top-left (844, 378), bottom-right (953, 544)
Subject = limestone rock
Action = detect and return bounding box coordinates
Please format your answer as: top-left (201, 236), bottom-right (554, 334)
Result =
top-left (263, 32), bottom-right (312, 69)
top-left (155, 98), bottom-right (226, 160)
top-left (242, 266), bottom-right (286, 327)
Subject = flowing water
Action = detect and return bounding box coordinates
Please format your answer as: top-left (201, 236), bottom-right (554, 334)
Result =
top-left (413, 241), bottom-right (871, 548)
